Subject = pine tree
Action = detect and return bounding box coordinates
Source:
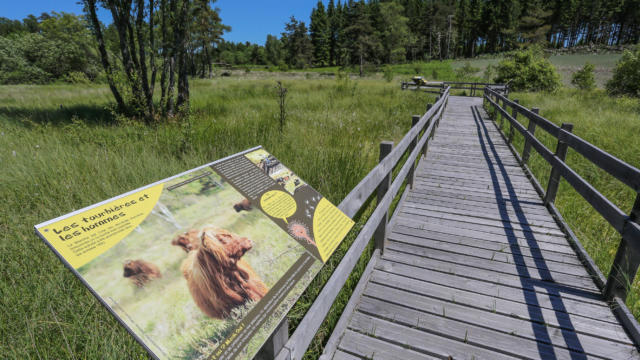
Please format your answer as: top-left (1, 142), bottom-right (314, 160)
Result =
top-left (310, 1), bottom-right (330, 66)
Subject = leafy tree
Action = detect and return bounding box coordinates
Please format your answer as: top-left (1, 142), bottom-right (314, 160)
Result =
top-left (379, 2), bottom-right (409, 63)
top-left (191, 0), bottom-right (229, 78)
top-left (571, 62), bottom-right (596, 90)
top-left (494, 47), bottom-right (561, 92)
top-left (607, 48), bottom-right (640, 97)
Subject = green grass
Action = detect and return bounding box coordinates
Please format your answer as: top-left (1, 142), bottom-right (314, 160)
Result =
top-left (489, 88), bottom-right (640, 315)
top-left (0, 77), bottom-right (435, 359)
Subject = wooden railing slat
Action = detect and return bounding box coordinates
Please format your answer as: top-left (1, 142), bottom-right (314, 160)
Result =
top-left (560, 129), bottom-right (640, 192)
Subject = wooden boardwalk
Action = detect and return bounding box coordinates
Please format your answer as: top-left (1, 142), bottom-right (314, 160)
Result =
top-left (325, 96), bottom-right (640, 359)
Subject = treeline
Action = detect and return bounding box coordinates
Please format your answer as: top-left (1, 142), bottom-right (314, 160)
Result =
top-left (0, 13), bottom-right (103, 84)
top-left (218, 0), bottom-right (640, 70)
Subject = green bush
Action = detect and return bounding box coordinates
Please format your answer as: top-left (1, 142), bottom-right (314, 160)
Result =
top-left (62, 71), bottom-right (91, 84)
top-left (571, 62), bottom-right (596, 90)
top-left (494, 47), bottom-right (561, 92)
top-left (606, 48), bottom-right (640, 97)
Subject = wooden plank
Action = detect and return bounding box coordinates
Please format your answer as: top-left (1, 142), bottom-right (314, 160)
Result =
top-left (400, 204), bottom-right (563, 233)
top-left (391, 225), bottom-right (582, 265)
top-left (380, 251), bottom-right (602, 299)
top-left (357, 296), bottom-right (569, 359)
top-left (405, 192), bottom-right (552, 215)
top-left (386, 232), bottom-right (586, 272)
top-left (396, 214), bottom-right (570, 246)
top-left (402, 198), bottom-right (558, 224)
top-left (331, 350), bottom-right (363, 360)
top-left (393, 219), bottom-right (576, 253)
top-left (384, 241), bottom-right (595, 285)
top-left (367, 271), bottom-right (630, 343)
top-left (360, 288), bottom-right (637, 358)
top-left (336, 330), bottom-right (437, 360)
top-left (373, 259), bottom-right (615, 320)
top-left (348, 312), bottom-right (514, 360)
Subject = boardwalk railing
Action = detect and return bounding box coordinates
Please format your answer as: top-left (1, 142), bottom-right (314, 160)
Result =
top-left (402, 81), bottom-right (509, 97)
top-left (483, 86), bottom-right (640, 307)
top-left (260, 87), bottom-right (451, 360)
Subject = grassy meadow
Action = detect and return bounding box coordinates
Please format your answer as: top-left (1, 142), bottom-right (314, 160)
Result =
top-left (0, 76), bottom-right (435, 359)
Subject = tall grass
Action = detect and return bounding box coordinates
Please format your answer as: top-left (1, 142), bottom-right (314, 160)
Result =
top-left (491, 88), bottom-right (640, 316)
top-left (0, 77), bottom-right (435, 358)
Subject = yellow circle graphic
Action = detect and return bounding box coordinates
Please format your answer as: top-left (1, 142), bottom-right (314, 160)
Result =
top-left (260, 190), bottom-right (297, 223)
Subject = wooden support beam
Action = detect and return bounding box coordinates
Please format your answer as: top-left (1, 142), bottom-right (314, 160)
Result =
top-left (544, 123), bottom-right (574, 206)
top-left (522, 107), bottom-right (539, 165)
top-left (374, 141), bottom-right (394, 252)
top-left (255, 318), bottom-right (289, 360)
top-left (605, 194), bottom-right (640, 300)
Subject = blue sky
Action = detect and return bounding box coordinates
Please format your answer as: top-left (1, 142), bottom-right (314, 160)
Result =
top-left (0, 0), bottom-right (322, 45)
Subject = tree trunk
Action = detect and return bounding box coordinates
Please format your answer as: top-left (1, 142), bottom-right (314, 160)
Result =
top-left (85, 0), bottom-right (126, 113)
top-left (136, 0), bottom-right (154, 119)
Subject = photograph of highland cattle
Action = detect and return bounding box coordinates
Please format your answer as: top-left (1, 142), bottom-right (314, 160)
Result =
top-left (5, 0), bottom-right (640, 359)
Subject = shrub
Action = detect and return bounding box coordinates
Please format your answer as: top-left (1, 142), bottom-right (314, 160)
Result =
top-left (571, 62), bottom-right (596, 90)
top-left (606, 48), bottom-right (640, 97)
top-left (62, 71), bottom-right (91, 84)
top-left (494, 47), bottom-right (561, 92)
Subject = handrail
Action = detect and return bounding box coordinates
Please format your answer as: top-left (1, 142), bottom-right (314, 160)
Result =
top-left (483, 86), bottom-right (640, 302)
top-left (486, 87), bottom-right (640, 191)
top-left (273, 87), bottom-right (451, 360)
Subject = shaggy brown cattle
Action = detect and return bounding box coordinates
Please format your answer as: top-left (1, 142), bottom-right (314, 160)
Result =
top-left (123, 260), bottom-right (162, 287)
top-left (171, 229), bottom-right (201, 253)
top-left (233, 198), bottom-right (252, 213)
top-left (180, 227), bottom-right (268, 319)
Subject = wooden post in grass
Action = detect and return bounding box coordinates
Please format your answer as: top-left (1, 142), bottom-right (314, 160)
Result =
top-left (605, 194), bottom-right (640, 300)
top-left (374, 141), bottom-right (394, 252)
top-left (255, 318), bottom-right (288, 360)
top-left (508, 99), bottom-right (518, 144)
top-left (522, 108), bottom-right (539, 165)
top-left (544, 123), bottom-right (573, 206)
top-left (408, 115), bottom-right (420, 189)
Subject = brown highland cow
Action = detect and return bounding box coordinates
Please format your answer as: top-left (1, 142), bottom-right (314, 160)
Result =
top-left (123, 260), bottom-right (162, 287)
top-left (178, 227), bottom-right (268, 319)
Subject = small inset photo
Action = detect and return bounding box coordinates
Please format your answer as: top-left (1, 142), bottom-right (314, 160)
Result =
top-left (245, 149), bottom-right (306, 194)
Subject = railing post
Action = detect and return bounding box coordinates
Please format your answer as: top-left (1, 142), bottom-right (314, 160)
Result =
top-left (522, 107), bottom-right (539, 165)
top-left (255, 318), bottom-right (289, 360)
top-left (544, 123), bottom-right (573, 206)
top-left (605, 194), bottom-right (640, 300)
top-left (408, 115), bottom-right (420, 189)
top-left (508, 99), bottom-right (518, 143)
top-left (423, 104), bottom-right (433, 158)
top-left (374, 141), bottom-right (394, 252)
top-left (499, 97), bottom-right (505, 128)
